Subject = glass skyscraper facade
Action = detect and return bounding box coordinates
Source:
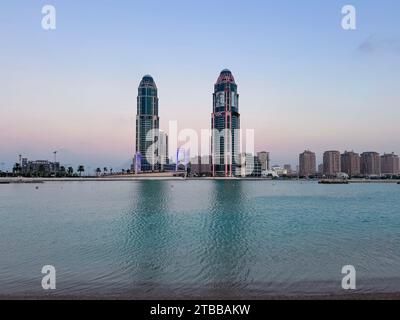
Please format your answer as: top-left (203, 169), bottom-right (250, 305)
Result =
top-left (135, 75), bottom-right (159, 172)
top-left (211, 69), bottom-right (240, 177)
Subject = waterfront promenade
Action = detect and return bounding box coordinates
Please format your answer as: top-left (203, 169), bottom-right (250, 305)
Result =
top-left (1, 176), bottom-right (400, 183)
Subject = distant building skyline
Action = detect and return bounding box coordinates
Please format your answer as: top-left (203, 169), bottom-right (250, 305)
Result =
top-left (299, 150), bottom-right (316, 177)
top-left (21, 158), bottom-right (60, 177)
top-left (323, 151), bottom-right (341, 176)
top-left (159, 130), bottom-right (169, 170)
top-left (341, 151), bottom-right (361, 177)
top-left (257, 152), bottom-right (270, 172)
top-left (361, 152), bottom-right (381, 176)
top-left (381, 153), bottom-right (400, 175)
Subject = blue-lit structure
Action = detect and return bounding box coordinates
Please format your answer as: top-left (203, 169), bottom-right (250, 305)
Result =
top-left (175, 148), bottom-right (189, 172)
top-left (134, 152), bottom-right (142, 174)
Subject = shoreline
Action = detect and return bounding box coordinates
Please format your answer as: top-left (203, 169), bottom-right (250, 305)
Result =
top-left (1, 177), bottom-right (400, 183)
top-left (1, 292), bottom-right (400, 300)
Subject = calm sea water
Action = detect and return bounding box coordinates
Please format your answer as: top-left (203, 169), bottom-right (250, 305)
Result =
top-left (0, 180), bottom-right (400, 298)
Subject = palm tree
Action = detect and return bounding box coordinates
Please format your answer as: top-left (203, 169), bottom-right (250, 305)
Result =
top-left (12, 163), bottom-right (21, 176)
top-left (77, 165), bottom-right (85, 177)
top-left (96, 168), bottom-right (101, 176)
top-left (103, 167), bottom-right (108, 176)
top-left (29, 165), bottom-right (35, 177)
top-left (67, 167), bottom-right (74, 176)
top-left (38, 164), bottom-right (45, 177)
top-left (59, 166), bottom-right (66, 177)
top-left (110, 168), bottom-right (113, 175)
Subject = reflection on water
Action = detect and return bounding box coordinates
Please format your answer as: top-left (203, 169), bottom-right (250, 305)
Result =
top-left (1, 181), bottom-right (400, 298)
top-left (120, 181), bottom-right (173, 289)
top-left (206, 181), bottom-right (251, 289)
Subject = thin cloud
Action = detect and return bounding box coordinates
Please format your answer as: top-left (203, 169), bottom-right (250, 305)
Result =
top-left (357, 36), bottom-right (400, 55)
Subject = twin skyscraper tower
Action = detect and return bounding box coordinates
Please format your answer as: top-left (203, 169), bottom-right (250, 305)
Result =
top-left (135, 69), bottom-right (241, 177)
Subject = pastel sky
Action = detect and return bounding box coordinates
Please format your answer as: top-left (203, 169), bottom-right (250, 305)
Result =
top-left (1, 0), bottom-right (399, 171)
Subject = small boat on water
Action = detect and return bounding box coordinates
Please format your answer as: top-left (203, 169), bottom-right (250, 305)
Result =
top-left (319, 179), bottom-right (349, 185)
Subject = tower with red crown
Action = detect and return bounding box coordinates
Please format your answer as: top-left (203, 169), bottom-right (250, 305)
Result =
top-left (211, 69), bottom-right (240, 177)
